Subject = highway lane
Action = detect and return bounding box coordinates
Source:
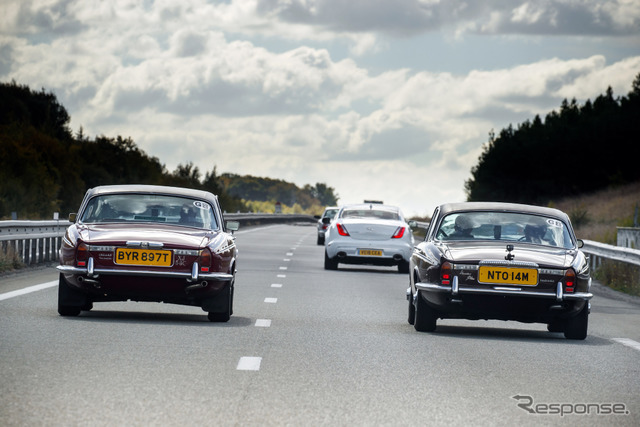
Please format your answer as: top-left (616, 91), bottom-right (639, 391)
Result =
top-left (1, 223), bottom-right (639, 426)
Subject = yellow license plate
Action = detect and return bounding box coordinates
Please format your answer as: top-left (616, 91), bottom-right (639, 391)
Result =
top-left (115, 248), bottom-right (172, 266)
top-left (478, 266), bottom-right (538, 286)
top-left (359, 249), bottom-right (382, 256)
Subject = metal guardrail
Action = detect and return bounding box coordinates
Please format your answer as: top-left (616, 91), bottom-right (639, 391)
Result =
top-left (4, 216), bottom-right (638, 271)
top-left (0, 214), bottom-right (316, 267)
top-left (581, 239), bottom-right (640, 269)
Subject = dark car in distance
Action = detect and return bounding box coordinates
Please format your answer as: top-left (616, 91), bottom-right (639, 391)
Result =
top-left (57, 185), bottom-right (239, 322)
top-left (408, 202), bottom-right (592, 339)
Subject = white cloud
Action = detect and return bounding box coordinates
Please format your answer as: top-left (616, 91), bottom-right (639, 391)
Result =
top-left (2, 0), bottom-right (639, 216)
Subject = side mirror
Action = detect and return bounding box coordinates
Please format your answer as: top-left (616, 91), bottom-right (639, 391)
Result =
top-left (408, 220), bottom-right (417, 228)
top-left (322, 217), bottom-right (331, 225)
top-left (577, 239), bottom-right (584, 248)
top-left (226, 220), bottom-right (239, 233)
top-left (69, 213), bottom-right (77, 222)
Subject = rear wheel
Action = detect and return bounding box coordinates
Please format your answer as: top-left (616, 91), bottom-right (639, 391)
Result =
top-left (398, 260), bottom-right (409, 274)
top-left (324, 250), bottom-right (338, 270)
top-left (413, 291), bottom-right (437, 332)
top-left (407, 294), bottom-right (415, 325)
top-left (57, 274), bottom-right (84, 317)
top-left (317, 235), bottom-right (324, 245)
top-left (207, 282), bottom-right (233, 323)
top-left (547, 320), bottom-right (564, 333)
top-left (564, 302), bottom-right (589, 340)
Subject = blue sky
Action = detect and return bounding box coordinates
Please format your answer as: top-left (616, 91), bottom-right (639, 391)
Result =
top-left (2, 0), bottom-right (639, 216)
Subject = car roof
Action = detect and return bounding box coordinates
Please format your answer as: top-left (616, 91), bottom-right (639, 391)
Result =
top-left (85, 184), bottom-right (217, 202)
top-left (437, 202), bottom-right (570, 221)
top-left (341, 203), bottom-right (400, 212)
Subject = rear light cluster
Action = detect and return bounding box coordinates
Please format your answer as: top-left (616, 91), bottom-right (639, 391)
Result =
top-left (199, 248), bottom-right (212, 273)
top-left (391, 226), bottom-right (406, 239)
top-left (564, 268), bottom-right (576, 293)
top-left (336, 223), bottom-right (350, 236)
top-left (441, 261), bottom-right (452, 285)
top-left (76, 242), bottom-right (89, 267)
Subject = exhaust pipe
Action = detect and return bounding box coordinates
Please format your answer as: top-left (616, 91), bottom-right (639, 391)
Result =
top-left (185, 281), bottom-right (208, 293)
top-left (78, 276), bottom-right (101, 289)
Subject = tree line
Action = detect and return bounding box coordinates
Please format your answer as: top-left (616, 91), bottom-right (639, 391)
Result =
top-left (0, 81), bottom-right (338, 219)
top-left (465, 73), bottom-right (640, 205)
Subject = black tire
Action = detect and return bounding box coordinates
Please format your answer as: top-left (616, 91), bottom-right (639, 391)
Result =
top-left (398, 260), bottom-right (410, 274)
top-left (208, 282), bottom-right (233, 322)
top-left (324, 250), bottom-right (338, 270)
top-left (408, 294), bottom-right (415, 325)
top-left (547, 320), bottom-right (564, 333)
top-left (414, 291), bottom-right (437, 332)
top-left (564, 302), bottom-right (589, 340)
top-left (57, 274), bottom-right (83, 317)
top-left (317, 235), bottom-right (325, 245)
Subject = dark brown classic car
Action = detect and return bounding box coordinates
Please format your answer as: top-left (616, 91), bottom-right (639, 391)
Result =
top-left (408, 202), bottom-right (592, 339)
top-left (57, 185), bottom-right (239, 322)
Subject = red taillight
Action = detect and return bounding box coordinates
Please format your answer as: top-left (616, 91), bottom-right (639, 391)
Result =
top-left (199, 248), bottom-right (212, 273)
top-left (336, 223), bottom-right (350, 236)
top-left (392, 226), bottom-right (406, 239)
top-left (76, 242), bottom-right (88, 266)
top-left (441, 261), bottom-right (452, 285)
top-left (564, 268), bottom-right (576, 293)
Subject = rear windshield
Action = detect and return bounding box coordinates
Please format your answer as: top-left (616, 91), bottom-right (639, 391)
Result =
top-left (341, 208), bottom-right (400, 221)
top-left (80, 194), bottom-right (218, 229)
top-left (436, 211), bottom-right (574, 249)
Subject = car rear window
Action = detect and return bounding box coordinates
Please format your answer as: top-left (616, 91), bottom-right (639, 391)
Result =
top-left (80, 194), bottom-right (218, 229)
top-left (436, 211), bottom-right (574, 249)
top-left (341, 209), bottom-right (400, 220)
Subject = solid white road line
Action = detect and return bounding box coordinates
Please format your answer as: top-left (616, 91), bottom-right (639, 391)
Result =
top-left (612, 338), bottom-right (640, 353)
top-left (0, 280), bottom-right (58, 302)
top-left (237, 357), bottom-right (262, 371)
top-left (255, 319), bottom-right (272, 327)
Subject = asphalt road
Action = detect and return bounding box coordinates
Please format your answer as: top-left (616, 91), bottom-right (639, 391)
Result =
top-left (1, 223), bottom-right (639, 426)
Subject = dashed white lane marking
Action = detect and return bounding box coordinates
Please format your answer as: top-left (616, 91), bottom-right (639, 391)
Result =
top-left (271, 284), bottom-right (283, 288)
top-left (612, 338), bottom-right (640, 353)
top-left (237, 357), bottom-right (262, 371)
top-left (0, 280), bottom-right (58, 301)
top-left (255, 319), bottom-right (271, 327)
top-left (277, 274), bottom-right (286, 278)
top-left (279, 266), bottom-right (288, 270)
top-left (283, 259), bottom-right (291, 262)
top-left (286, 252), bottom-right (294, 256)
top-left (264, 298), bottom-right (278, 303)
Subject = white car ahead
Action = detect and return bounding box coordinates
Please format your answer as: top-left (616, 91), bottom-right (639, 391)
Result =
top-left (324, 203), bottom-right (414, 273)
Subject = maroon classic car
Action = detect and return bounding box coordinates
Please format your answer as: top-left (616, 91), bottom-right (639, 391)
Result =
top-left (408, 202), bottom-right (592, 339)
top-left (57, 185), bottom-right (239, 322)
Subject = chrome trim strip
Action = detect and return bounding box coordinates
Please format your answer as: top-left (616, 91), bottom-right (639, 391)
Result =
top-left (415, 282), bottom-right (592, 300)
top-left (56, 265), bottom-right (233, 281)
top-left (452, 276), bottom-right (459, 296)
top-left (479, 260), bottom-right (539, 268)
top-left (556, 281), bottom-right (563, 302)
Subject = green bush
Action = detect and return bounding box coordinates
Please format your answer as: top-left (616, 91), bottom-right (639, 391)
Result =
top-left (593, 259), bottom-right (640, 297)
